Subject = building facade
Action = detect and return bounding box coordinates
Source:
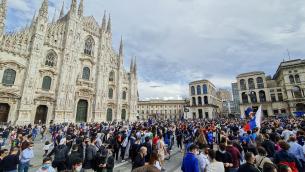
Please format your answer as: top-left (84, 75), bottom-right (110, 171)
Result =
top-left (231, 82), bottom-right (241, 115)
top-left (216, 88), bottom-right (233, 116)
top-left (0, 0), bottom-right (138, 124)
top-left (236, 59), bottom-right (305, 117)
top-left (189, 80), bottom-right (221, 119)
top-left (137, 100), bottom-right (186, 120)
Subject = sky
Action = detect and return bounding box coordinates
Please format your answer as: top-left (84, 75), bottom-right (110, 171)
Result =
top-left (5, 0), bottom-right (305, 100)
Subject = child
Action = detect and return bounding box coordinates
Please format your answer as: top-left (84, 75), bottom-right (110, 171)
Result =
top-left (43, 141), bottom-right (52, 156)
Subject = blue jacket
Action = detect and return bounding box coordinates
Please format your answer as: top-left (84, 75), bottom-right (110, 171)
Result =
top-left (181, 152), bottom-right (199, 172)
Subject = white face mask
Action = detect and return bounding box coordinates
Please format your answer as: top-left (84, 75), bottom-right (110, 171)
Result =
top-left (75, 165), bottom-right (82, 172)
top-left (219, 150), bottom-right (226, 154)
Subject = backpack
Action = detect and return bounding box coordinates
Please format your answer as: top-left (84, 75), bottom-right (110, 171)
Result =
top-left (279, 161), bottom-right (298, 172)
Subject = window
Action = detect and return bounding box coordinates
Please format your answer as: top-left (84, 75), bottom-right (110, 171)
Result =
top-left (259, 90), bottom-right (266, 102)
top-left (108, 88), bottom-right (113, 99)
top-left (2, 69), bottom-right (16, 86)
top-left (295, 75), bottom-right (301, 83)
top-left (84, 36), bottom-right (94, 56)
top-left (121, 109), bottom-right (126, 121)
top-left (270, 89), bottom-right (274, 93)
top-left (42, 76), bottom-right (51, 91)
top-left (106, 108), bottom-right (112, 122)
top-left (198, 97), bottom-right (202, 105)
top-left (248, 78), bottom-right (255, 90)
top-left (249, 91), bottom-right (257, 103)
top-left (242, 92), bottom-right (248, 104)
top-left (45, 51), bottom-right (57, 67)
top-left (271, 94), bottom-right (276, 102)
top-left (192, 97), bottom-right (196, 106)
top-left (197, 85), bottom-right (201, 95)
top-left (273, 110), bottom-right (279, 115)
top-left (202, 84), bottom-right (208, 94)
top-left (82, 67), bottom-right (90, 80)
top-left (240, 79), bottom-right (246, 90)
top-left (278, 93), bottom-right (283, 101)
top-left (204, 96), bottom-right (209, 104)
top-left (191, 86), bottom-right (195, 95)
top-left (281, 109), bottom-right (286, 114)
top-left (122, 91), bottom-right (127, 100)
top-left (109, 71), bottom-right (114, 82)
top-left (289, 75), bottom-right (295, 84)
top-left (256, 77), bottom-right (264, 89)
top-left (205, 112), bottom-right (209, 119)
top-left (293, 86), bottom-right (302, 98)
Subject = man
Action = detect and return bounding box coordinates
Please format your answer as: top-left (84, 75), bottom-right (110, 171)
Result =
top-left (226, 140), bottom-right (241, 172)
top-left (237, 152), bottom-right (260, 172)
top-left (36, 157), bottom-right (56, 172)
top-left (48, 138), bottom-right (69, 171)
top-left (288, 135), bottom-right (305, 170)
top-left (197, 144), bottom-right (210, 172)
top-left (19, 142), bottom-right (34, 172)
top-left (181, 144), bottom-right (200, 172)
top-left (68, 144), bottom-right (82, 170)
top-left (261, 134), bottom-right (275, 158)
top-left (142, 136), bottom-right (152, 162)
top-left (132, 146), bottom-right (147, 170)
top-left (83, 137), bottom-right (97, 170)
top-left (2, 147), bottom-right (19, 172)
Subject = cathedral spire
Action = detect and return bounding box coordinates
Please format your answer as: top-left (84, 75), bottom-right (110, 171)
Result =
top-left (38, 0), bottom-right (48, 20)
top-left (0, 0), bottom-right (8, 35)
top-left (59, 1), bottom-right (64, 18)
top-left (70, 0), bottom-right (77, 15)
top-left (101, 11), bottom-right (106, 31)
top-left (78, 0), bottom-right (84, 17)
top-left (130, 57), bottom-right (134, 72)
top-left (119, 36), bottom-right (123, 57)
top-left (133, 56), bottom-right (137, 74)
top-left (106, 14), bottom-right (111, 34)
top-left (30, 11), bottom-right (37, 28)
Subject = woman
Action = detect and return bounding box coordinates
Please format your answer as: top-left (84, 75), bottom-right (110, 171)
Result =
top-left (149, 152), bottom-right (162, 171)
top-left (208, 149), bottom-right (224, 172)
top-left (157, 134), bottom-right (166, 170)
top-left (255, 147), bottom-right (273, 171)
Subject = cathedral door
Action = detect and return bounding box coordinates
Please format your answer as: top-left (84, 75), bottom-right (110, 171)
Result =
top-left (35, 105), bottom-right (48, 124)
top-left (107, 108), bottom-right (112, 122)
top-left (76, 100), bottom-right (88, 123)
top-left (121, 109), bottom-right (126, 121)
top-left (0, 103), bottom-right (10, 123)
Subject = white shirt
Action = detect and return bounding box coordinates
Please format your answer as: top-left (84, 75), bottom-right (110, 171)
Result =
top-left (281, 129), bottom-right (293, 141)
top-left (154, 161), bottom-right (162, 170)
top-left (197, 153), bottom-right (210, 172)
top-left (207, 160), bottom-right (224, 172)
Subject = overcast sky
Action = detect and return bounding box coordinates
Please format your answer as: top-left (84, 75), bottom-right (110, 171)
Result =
top-left (6, 0), bottom-right (305, 100)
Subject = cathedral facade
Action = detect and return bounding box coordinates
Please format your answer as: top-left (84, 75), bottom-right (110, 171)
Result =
top-left (0, 0), bottom-right (138, 124)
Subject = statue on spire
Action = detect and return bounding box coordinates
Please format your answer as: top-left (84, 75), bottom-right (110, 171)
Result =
top-left (0, 0), bottom-right (8, 35)
top-left (59, 1), bottom-right (65, 18)
top-left (78, 0), bottom-right (84, 17)
top-left (38, 0), bottom-right (48, 20)
top-left (70, 0), bottom-right (77, 14)
top-left (101, 11), bottom-right (106, 31)
top-left (119, 36), bottom-right (123, 57)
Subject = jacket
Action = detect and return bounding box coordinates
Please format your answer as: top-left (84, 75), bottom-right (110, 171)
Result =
top-left (181, 152), bottom-right (200, 172)
top-left (226, 146), bottom-right (241, 168)
top-left (273, 150), bottom-right (302, 172)
top-left (237, 163), bottom-right (260, 172)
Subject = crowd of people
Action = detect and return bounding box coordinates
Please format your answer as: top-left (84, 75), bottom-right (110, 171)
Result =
top-left (0, 117), bottom-right (304, 172)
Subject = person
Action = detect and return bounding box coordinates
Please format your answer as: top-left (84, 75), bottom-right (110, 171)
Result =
top-left (0, 149), bottom-right (9, 172)
top-left (261, 134), bottom-right (275, 158)
top-left (83, 137), bottom-right (97, 170)
top-left (48, 138), bottom-right (69, 171)
top-left (71, 157), bottom-right (84, 172)
top-left (262, 162), bottom-right (278, 172)
top-left (226, 140), bottom-right (241, 172)
top-left (132, 146), bottom-right (148, 170)
top-left (19, 142), bottom-right (34, 172)
top-left (181, 144), bottom-right (199, 172)
top-left (288, 135), bottom-right (305, 166)
top-left (156, 134), bottom-right (166, 170)
top-left (95, 144), bottom-right (114, 172)
top-left (197, 144), bottom-right (210, 172)
top-left (278, 165), bottom-right (292, 172)
top-left (142, 136), bottom-right (152, 162)
top-left (216, 143), bottom-right (233, 172)
top-left (2, 147), bottom-right (19, 172)
top-left (68, 144), bottom-right (82, 170)
top-left (273, 140), bottom-right (302, 172)
top-left (43, 141), bottom-right (52, 157)
top-left (149, 152), bottom-right (162, 171)
top-left (255, 146), bottom-right (273, 171)
top-left (208, 149), bottom-right (224, 172)
top-left (176, 128), bottom-right (183, 152)
top-left (237, 152), bottom-right (260, 172)
top-left (36, 157), bottom-right (56, 172)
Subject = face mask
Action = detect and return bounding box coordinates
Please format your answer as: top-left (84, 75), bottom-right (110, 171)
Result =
top-left (75, 165), bottom-right (82, 172)
top-left (219, 150), bottom-right (226, 154)
top-left (42, 164), bottom-right (50, 169)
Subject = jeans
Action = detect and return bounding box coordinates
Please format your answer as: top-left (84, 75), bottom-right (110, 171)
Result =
top-left (18, 162), bottom-right (30, 172)
top-left (4, 170), bottom-right (17, 172)
top-left (229, 168), bottom-right (238, 172)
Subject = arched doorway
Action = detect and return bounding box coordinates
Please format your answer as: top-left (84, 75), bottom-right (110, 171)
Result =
top-left (121, 109), bottom-right (126, 121)
top-left (76, 100), bottom-right (88, 123)
top-left (107, 108), bottom-right (112, 122)
top-left (35, 105), bottom-right (48, 124)
top-left (296, 103), bottom-right (305, 112)
top-left (0, 103), bottom-right (10, 123)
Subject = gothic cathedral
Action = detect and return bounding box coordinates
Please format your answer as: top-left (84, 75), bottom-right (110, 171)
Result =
top-left (0, 0), bottom-right (138, 124)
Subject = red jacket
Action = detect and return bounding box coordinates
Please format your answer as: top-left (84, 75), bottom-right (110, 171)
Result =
top-left (226, 145), bottom-right (241, 168)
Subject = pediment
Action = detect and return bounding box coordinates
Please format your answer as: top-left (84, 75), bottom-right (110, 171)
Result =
top-left (83, 16), bottom-right (100, 33)
top-left (0, 60), bottom-right (25, 70)
top-left (0, 91), bottom-right (21, 99)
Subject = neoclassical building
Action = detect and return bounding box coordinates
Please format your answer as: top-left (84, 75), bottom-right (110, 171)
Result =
top-left (137, 100), bottom-right (186, 120)
top-left (0, 0), bottom-right (138, 124)
top-left (189, 80), bottom-right (222, 119)
top-left (237, 59), bottom-right (305, 117)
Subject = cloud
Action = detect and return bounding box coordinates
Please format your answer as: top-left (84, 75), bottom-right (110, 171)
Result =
top-left (6, 0), bottom-right (305, 99)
